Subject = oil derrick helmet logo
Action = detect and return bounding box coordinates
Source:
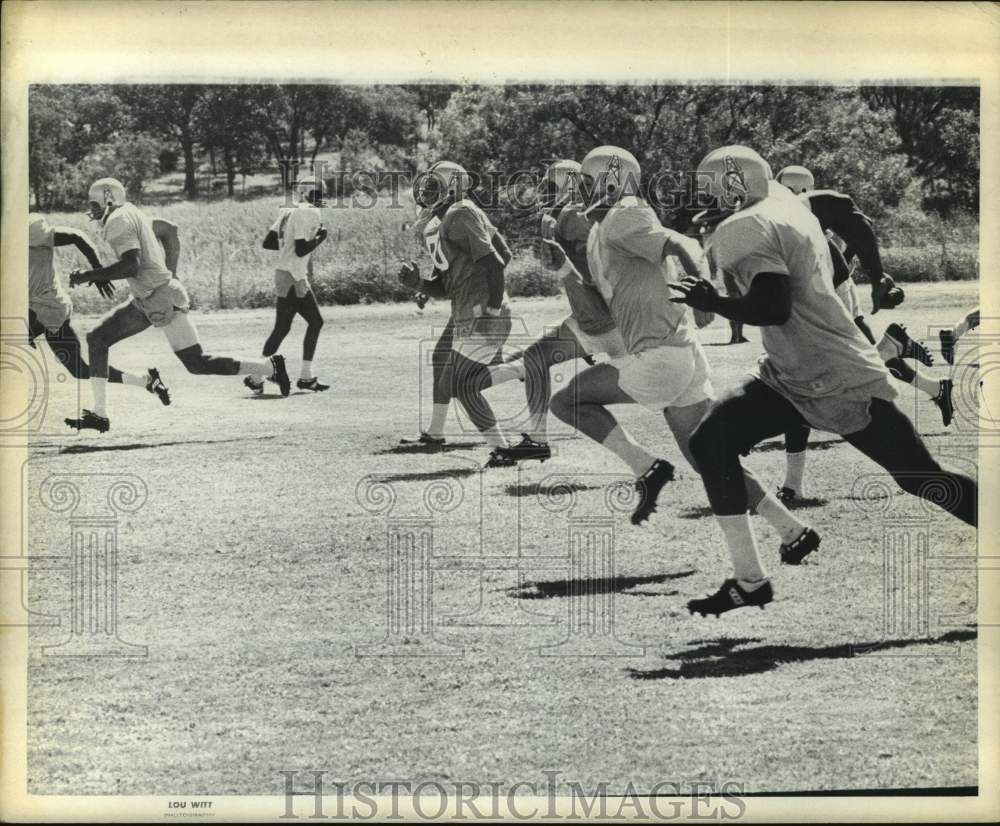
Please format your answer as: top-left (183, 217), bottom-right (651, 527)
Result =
top-left (722, 155), bottom-right (749, 209)
top-left (604, 154), bottom-right (622, 201)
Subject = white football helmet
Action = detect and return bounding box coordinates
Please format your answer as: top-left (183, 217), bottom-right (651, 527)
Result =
top-left (414, 160), bottom-right (471, 210)
top-left (87, 177), bottom-right (127, 223)
top-left (696, 145), bottom-right (773, 218)
top-left (295, 175), bottom-right (325, 205)
top-left (775, 165), bottom-right (815, 195)
top-left (539, 159), bottom-right (582, 210)
top-left (580, 146), bottom-right (641, 214)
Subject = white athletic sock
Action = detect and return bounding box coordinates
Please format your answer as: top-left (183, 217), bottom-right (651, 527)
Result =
top-left (481, 424), bottom-right (509, 449)
top-left (954, 316), bottom-right (972, 340)
top-left (602, 425), bottom-right (657, 477)
top-left (241, 358), bottom-right (272, 379)
top-left (528, 422), bottom-right (548, 445)
top-left (121, 372), bottom-right (146, 388)
top-left (716, 513), bottom-right (766, 582)
top-left (783, 450), bottom-right (807, 494)
top-left (755, 493), bottom-right (808, 545)
top-left (876, 331), bottom-right (902, 362)
top-left (300, 360), bottom-right (313, 380)
top-left (91, 377), bottom-right (108, 418)
top-left (911, 367), bottom-right (941, 400)
top-left (487, 361), bottom-right (525, 386)
top-left (427, 403), bottom-right (449, 438)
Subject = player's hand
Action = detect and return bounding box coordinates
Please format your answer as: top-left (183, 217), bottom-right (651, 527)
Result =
top-left (414, 291), bottom-right (429, 310)
top-left (315, 224), bottom-right (328, 245)
top-left (870, 276), bottom-right (883, 315)
top-left (668, 275), bottom-right (720, 312)
top-left (68, 269), bottom-right (88, 288)
top-left (398, 260), bottom-right (421, 291)
top-left (93, 280), bottom-right (116, 300)
top-left (540, 213), bottom-right (558, 241)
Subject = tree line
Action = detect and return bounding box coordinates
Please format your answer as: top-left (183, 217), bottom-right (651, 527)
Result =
top-left (29, 83), bottom-right (977, 222)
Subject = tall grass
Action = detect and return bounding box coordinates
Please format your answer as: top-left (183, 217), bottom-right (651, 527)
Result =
top-left (45, 195), bottom-right (975, 314)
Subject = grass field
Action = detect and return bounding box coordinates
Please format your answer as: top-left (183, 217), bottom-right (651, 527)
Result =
top-left (25, 281), bottom-right (980, 797)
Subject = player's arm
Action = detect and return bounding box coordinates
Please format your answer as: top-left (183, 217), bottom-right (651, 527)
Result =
top-left (853, 316), bottom-right (876, 345)
top-left (262, 229), bottom-right (280, 250)
top-left (671, 270), bottom-right (791, 326)
top-left (294, 224), bottom-right (328, 257)
top-left (53, 227), bottom-right (101, 270)
top-left (811, 191), bottom-right (885, 309)
top-left (152, 219), bottom-right (180, 277)
top-left (69, 248), bottom-right (140, 285)
top-left (397, 260), bottom-right (448, 298)
top-left (828, 237), bottom-right (851, 288)
top-left (491, 231), bottom-right (512, 267)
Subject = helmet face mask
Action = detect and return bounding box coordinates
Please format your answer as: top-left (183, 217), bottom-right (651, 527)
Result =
top-left (86, 177), bottom-right (127, 223)
top-left (579, 146), bottom-right (641, 215)
top-left (295, 176), bottom-right (325, 207)
top-left (775, 165), bottom-right (815, 195)
top-left (695, 146), bottom-right (773, 225)
top-left (413, 161), bottom-right (470, 211)
top-left (538, 159), bottom-right (582, 211)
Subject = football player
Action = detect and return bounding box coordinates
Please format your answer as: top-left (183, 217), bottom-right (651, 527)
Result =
top-left (247, 175), bottom-right (329, 395)
top-left (28, 212), bottom-right (168, 402)
top-left (398, 161), bottom-right (517, 467)
top-left (547, 146), bottom-right (821, 557)
top-left (483, 159), bottom-right (627, 464)
top-left (65, 178), bottom-right (290, 433)
top-left (939, 307), bottom-right (980, 365)
top-left (672, 146), bottom-right (977, 617)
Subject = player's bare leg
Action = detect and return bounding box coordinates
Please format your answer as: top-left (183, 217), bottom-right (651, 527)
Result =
top-left (164, 313), bottom-right (290, 396)
top-left (399, 318), bottom-right (454, 449)
top-left (67, 302), bottom-right (156, 432)
top-left (549, 363), bottom-right (673, 524)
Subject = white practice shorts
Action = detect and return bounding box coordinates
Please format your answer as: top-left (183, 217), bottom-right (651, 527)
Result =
top-left (562, 316), bottom-right (627, 358)
top-left (610, 342), bottom-right (714, 412)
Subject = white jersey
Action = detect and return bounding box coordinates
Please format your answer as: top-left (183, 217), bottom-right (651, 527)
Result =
top-left (103, 203), bottom-right (173, 299)
top-left (706, 181), bottom-right (895, 434)
top-left (270, 204), bottom-right (322, 281)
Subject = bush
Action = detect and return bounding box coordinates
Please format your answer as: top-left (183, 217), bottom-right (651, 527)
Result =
top-left (881, 245), bottom-right (978, 282)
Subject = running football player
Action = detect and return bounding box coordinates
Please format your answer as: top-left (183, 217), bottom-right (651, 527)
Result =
top-left (547, 147), bottom-right (820, 559)
top-left (939, 307), bottom-right (980, 365)
top-left (484, 159), bottom-right (627, 464)
top-left (246, 175), bottom-right (329, 395)
top-left (65, 178), bottom-right (290, 433)
top-left (673, 146), bottom-right (977, 617)
top-left (28, 212), bottom-right (168, 402)
top-left (398, 161), bottom-right (517, 467)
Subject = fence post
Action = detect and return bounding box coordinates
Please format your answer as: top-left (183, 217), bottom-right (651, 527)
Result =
top-left (218, 240), bottom-right (225, 310)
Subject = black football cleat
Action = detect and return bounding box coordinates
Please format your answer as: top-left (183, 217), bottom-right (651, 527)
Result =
top-left (244, 375), bottom-right (264, 396)
top-left (780, 527), bottom-right (821, 565)
top-left (145, 368), bottom-right (171, 406)
top-left (484, 447), bottom-right (518, 469)
top-left (885, 323), bottom-right (933, 366)
top-left (935, 379), bottom-right (954, 427)
top-left (267, 355), bottom-right (291, 397)
top-left (687, 578), bottom-right (773, 617)
top-left (398, 432), bottom-right (446, 451)
top-left (631, 459), bottom-right (675, 525)
top-left (776, 486), bottom-right (798, 504)
top-left (65, 409), bottom-right (110, 433)
top-left (939, 329), bottom-right (955, 365)
top-left (505, 434), bottom-right (551, 463)
top-left (297, 377), bottom-right (330, 392)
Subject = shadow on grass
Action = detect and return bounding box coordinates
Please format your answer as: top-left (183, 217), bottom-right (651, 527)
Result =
top-left (750, 438), bottom-right (846, 453)
top-left (60, 436), bottom-right (275, 454)
top-left (503, 481), bottom-right (604, 498)
top-left (627, 628), bottom-right (977, 681)
top-left (510, 570), bottom-right (696, 600)
top-left (373, 468), bottom-right (480, 484)
top-left (677, 496), bottom-right (830, 520)
top-left (374, 441), bottom-right (483, 456)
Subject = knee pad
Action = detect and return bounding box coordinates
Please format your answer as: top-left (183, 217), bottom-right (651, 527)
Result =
top-left (175, 346), bottom-right (210, 375)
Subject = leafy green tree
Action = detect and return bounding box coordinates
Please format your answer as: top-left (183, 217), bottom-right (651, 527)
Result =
top-left (195, 86), bottom-right (267, 196)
